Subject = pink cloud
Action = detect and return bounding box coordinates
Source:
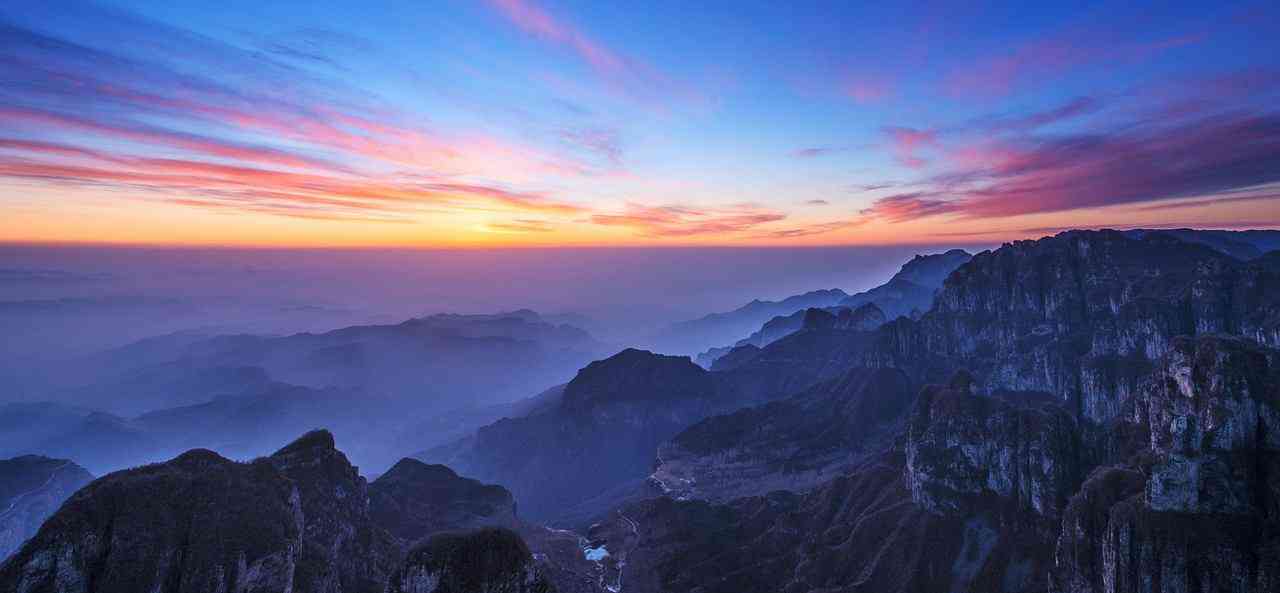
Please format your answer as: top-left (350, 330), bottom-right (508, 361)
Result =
top-left (861, 111), bottom-right (1280, 223)
top-left (590, 203), bottom-right (786, 237)
top-left (883, 126), bottom-right (939, 169)
top-left (843, 78), bottom-right (893, 103)
top-left (487, 0), bottom-right (627, 76)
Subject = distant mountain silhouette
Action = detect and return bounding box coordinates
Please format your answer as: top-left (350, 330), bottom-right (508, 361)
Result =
top-left (653, 289), bottom-right (850, 355)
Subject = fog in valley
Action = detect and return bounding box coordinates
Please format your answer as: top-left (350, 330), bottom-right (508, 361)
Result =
top-left (1, 243), bottom-right (963, 474)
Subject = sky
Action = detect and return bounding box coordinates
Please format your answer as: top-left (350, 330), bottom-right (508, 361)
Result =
top-left (1, 0), bottom-right (1278, 247)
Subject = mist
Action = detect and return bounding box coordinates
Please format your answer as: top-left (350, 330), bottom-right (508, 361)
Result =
top-left (0, 243), bottom-right (982, 474)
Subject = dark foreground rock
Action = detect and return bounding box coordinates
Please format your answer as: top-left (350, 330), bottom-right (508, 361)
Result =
top-left (386, 528), bottom-right (554, 593)
top-left (0, 431), bottom-right (567, 593)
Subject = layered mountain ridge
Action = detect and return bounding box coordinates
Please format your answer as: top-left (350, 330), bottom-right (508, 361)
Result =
top-left (7, 228), bottom-right (1280, 593)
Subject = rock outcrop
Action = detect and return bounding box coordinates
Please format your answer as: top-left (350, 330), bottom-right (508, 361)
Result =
top-left (0, 455), bottom-right (92, 562)
top-left (905, 372), bottom-right (1081, 518)
top-left (386, 528), bottom-right (554, 593)
top-left (369, 458), bottom-right (518, 544)
top-left (0, 430), bottom-right (401, 593)
top-left (0, 431), bottom-right (564, 593)
top-left (919, 231), bottom-right (1280, 424)
top-left (1050, 336), bottom-right (1280, 593)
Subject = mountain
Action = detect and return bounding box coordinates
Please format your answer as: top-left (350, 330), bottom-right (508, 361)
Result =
top-left (695, 249), bottom-right (971, 367)
top-left (544, 229), bottom-right (1280, 592)
top-left (1, 310), bottom-right (606, 475)
top-left (650, 366), bottom-right (914, 503)
top-left (369, 459), bottom-right (518, 543)
top-left (573, 333), bottom-right (1280, 593)
top-left (0, 430), bottom-right (581, 593)
top-left (0, 455), bottom-right (92, 562)
top-left (655, 289), bottom-right (850, 356)
top-left (61, 309), bottom-right (605, 415)
top-left (421, 349), bottom-right (734, 522)
top-left (9, 228), bottom-right (1280, 593)
top-left (1122, 228), bottom-right (1280, 260)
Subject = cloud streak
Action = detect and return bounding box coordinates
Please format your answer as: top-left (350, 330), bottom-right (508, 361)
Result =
top-left (0, 5), bottom-right (594, 222)
top-left (863, 73), bottom-right (1280, 224)
top-left (590, 203), bottom-right (786, 237)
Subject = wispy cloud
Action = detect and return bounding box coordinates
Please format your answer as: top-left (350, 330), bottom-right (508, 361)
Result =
top-left (883, 126), bottom-right (938, 169)
top-left (482, 219), bottom-right (556, 233)
top-left (945, 26), bottom-right (1206, 97)
top-left (755, 219), bottom-right (864, 239)
top-left (487, 0), bottom-right (628, 77)
top-left (862, 113), bottom-right (1280, 223)
top-left (485, 0), bottom-right (693, 106)
top-left (978, 96), bottom-right (1102, 132)
top-left (590, 203), bottom-right (786, 237)
top-left (0, 4), bottom-right (594, 222)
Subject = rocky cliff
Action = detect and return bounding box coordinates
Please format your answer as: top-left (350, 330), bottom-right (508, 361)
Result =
top-left (1050, 336), bottom-right (1280, 593)
top-left (918, 231), bottom-right (1280, 424)
top-left (562, 231), bottom-right (1280, 593)
top-left (0, 431), bottom-right (569, 593)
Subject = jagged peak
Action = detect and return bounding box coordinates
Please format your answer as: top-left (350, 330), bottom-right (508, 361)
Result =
top-left (271, 429), bottom-right (336, 457)
top-left (381, 458), bottom-right (460, 480)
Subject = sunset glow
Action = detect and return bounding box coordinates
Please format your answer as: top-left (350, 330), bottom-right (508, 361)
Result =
top-left (1, 0), bottom-right (1278, 247)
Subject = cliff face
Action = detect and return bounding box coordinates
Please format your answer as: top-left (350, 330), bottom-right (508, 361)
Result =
top-left (0, 455), bottom-right (92, 562)
top-left (269, 430), bottom-right (401, 593)
top-left (905, 373), bottom-right (1081, 518)
top-left (920, 231), bottom-right (1280, 424)
top-left (1051, 336), bottom-right (1280, 593)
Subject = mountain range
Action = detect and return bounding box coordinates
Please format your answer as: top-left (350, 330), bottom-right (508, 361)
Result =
top-left (3, 228), bottom-right (1280, 593)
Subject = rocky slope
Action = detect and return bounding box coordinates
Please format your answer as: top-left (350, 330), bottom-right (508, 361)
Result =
top-left (386, 528), bottom-right (554, 593)
top-left (369, 459), bottom-right (519, 544)
top-left (650, 366), bottom-right (913, 502)
top-left (0, 456), bottom-right (92, 562)
top-left (0, 431), bottom-right (577, 593)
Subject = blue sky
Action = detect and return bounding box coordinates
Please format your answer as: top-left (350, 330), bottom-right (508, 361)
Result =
top-left (1, 0), bottom-right (1278, 245)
